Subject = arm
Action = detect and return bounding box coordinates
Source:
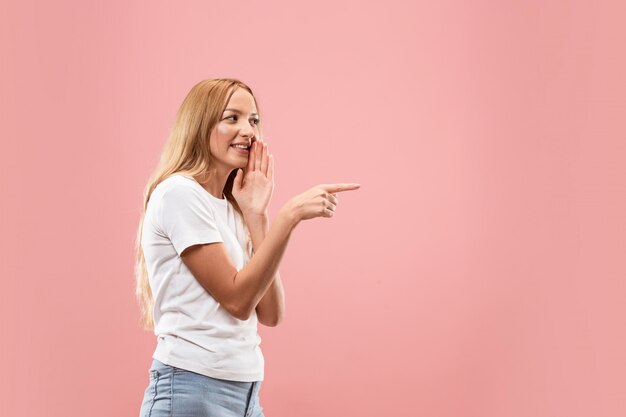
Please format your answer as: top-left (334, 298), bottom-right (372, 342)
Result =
top-left (181, 204), bottom-right (298, 321)
top-left (245, 212), bottom-right (285, 327)
top-left (180, 181), bottom-right (357, 322)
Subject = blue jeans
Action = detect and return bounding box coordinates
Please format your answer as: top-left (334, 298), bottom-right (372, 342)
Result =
top-left (139, 359), bottom-right (265, 417)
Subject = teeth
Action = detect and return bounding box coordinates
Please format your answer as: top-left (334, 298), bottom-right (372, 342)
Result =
top-left (231, 145), bottom-right (249, 150)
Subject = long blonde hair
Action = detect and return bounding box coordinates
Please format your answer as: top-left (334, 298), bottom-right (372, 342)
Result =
top-left (134, 78), bottom-right (262, 331)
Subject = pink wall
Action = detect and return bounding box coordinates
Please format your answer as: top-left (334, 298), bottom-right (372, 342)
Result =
top-left (2, 1), bottom-right (625, 416)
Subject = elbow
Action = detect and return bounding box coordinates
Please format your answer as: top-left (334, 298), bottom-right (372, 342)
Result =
top-left (259, 309), bottom-right (285, 327)
top-left (222, 298), bottom-right (251, 321)
top-left (232, 304), bottom-right (253, 321)
top-left (264, 315), bottom-right (284, 327)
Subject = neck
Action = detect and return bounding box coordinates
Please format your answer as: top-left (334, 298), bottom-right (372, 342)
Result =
top-left (194, 166), bottom-right (233, 200)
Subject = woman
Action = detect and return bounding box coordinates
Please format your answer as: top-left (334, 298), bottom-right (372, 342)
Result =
top-left (135, 78), bottom-right (360, 417)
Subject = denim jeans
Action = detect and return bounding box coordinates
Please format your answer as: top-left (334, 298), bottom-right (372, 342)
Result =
top-left (139, 359), bottom-right (265, 417)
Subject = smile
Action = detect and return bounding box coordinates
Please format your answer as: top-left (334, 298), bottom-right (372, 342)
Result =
top-left (230, 145), bottom-right (250, 154)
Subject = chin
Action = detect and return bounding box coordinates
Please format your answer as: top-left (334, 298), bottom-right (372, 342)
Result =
top-left (226, 159), bottom-right (247, 171)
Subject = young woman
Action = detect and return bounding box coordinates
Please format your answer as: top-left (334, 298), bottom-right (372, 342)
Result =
top-left (135, 78), bottom-right (360, 417)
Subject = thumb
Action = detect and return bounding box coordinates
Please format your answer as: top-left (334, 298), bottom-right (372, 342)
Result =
top-left (233, 169), bottom-right (244, 191)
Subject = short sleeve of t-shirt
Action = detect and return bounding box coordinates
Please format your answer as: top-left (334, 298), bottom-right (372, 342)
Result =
top-left (158, 184), bottom-right (223, 256)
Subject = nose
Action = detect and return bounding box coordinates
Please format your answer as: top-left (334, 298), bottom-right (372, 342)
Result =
top-left (239, 121), bottom-right (255, 140)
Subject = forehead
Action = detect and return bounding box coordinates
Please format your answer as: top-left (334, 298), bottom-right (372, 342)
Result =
top-left (225, 88), bottom-right (257, 113)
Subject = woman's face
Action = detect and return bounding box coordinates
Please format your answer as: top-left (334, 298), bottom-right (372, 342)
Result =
top-left (209, 88), bottom-right (260, 172)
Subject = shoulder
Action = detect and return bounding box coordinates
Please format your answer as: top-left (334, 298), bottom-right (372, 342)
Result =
top-left (157, 174), bottom-right (196, 190)
top-left (149, 175), bottom-right (211, 218)
top-left (153, 175), bottom-right (218, 229)
top-left (154, 175), bottom-right (200, 199)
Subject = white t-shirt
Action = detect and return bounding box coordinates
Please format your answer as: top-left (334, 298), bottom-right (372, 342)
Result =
top-left (141, 174), bottom-right (264, 382)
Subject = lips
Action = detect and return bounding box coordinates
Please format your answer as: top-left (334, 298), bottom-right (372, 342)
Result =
top-left (230, 145), bottom-right (250, 154)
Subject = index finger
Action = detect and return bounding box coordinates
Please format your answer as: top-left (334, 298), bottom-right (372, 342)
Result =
top-left (322, 183), bottom-right (361, 193)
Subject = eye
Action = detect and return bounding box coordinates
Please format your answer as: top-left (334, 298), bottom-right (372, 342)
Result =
top-left (225, 115), bottom-right (260, 126)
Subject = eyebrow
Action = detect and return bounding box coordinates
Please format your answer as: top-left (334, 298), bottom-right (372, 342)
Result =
top-left (224, 108), bottom-right (259, 117)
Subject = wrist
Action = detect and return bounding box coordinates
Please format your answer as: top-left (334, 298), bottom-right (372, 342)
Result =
top-left (245, 212), bottom-right (269, 254)
top-left (279, 202), bottom-right (300, 230)
top-left (243, 210), bottom-right (269, 224)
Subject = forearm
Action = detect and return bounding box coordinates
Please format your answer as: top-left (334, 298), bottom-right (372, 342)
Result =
top-left (245, 214), bottom-right (285, 325)
top-left (233, 207), bottom-right (296, 319)
top-left (255, 271), bottom-right (285, 325)
top-left (246, 211), bottom-right (270, 254)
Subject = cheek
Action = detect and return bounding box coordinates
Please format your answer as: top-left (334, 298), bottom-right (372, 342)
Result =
top-left (211, 125), bottom-right (235, 151)
top-left (216, 124), bottom-right (234, 137)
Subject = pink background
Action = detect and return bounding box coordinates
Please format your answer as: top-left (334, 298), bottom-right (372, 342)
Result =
top-left (2, 1), bottom-right (625, 416)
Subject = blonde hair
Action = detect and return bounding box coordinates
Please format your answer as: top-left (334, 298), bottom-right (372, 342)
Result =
top-left (134, 78), bottom-right (262, 331)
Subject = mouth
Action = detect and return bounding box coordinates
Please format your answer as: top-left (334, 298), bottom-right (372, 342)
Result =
top-left (230, 144), bottom-right (250, 154)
